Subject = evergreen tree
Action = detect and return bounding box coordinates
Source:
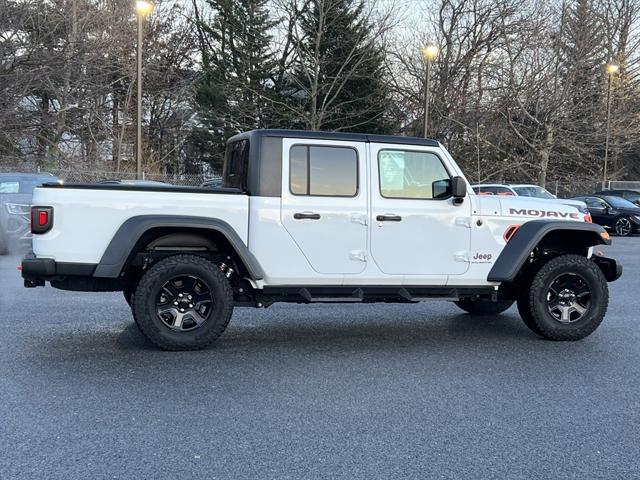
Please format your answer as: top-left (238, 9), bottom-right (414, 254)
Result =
top-left (193, 0), bottom-right (277, 172)
top-left (559, 0), bottom-right (606, 140)
top-left (291, 0), bottom-right (396, 133)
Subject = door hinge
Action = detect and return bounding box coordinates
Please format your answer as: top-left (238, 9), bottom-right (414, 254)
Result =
top-left (349, 250), bottom-right (367, 262)
top-left (350, 214), bottom-right (367, 226)
top-left (453, 251), bottom-right (470, 263)
top-left (455, 217), bottom-right (472, 228)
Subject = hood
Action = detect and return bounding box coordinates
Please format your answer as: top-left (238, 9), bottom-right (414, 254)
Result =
top-left (496, 195), bottom-right (584, 221)
top-left (610, 206), bottom-right (640, 216)
top-left (0, 193), bottom-right (33, 206)
top-left (558, 198), bottom-right (587, 209)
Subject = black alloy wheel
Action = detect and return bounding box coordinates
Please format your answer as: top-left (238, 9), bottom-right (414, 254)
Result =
top-left (546, 273), bottom-right (591, 323)
top-left (156, 275), bottom-right (214, 331)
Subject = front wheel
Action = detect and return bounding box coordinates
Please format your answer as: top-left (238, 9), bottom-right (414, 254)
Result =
top-left (519, 254), bottom-right (608, 341)
top-left (133, 254), bottom-right (234, 350)
top-left (454, 298), bottom-right (514, 315)
top-left (615, 216), bottom-right (633, 236)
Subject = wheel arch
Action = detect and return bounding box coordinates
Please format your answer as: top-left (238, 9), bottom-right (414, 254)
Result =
top-left (93, 215), bottom-right (264, 280)
top-left (487, 220), bottom-right (609, 283)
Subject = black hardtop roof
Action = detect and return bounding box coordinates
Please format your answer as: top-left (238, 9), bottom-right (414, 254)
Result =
top-left (227, 129), bottom-right (440, 147)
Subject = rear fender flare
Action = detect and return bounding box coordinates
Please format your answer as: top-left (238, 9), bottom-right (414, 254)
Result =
top-left (93, 215), bottom-right (264, 280)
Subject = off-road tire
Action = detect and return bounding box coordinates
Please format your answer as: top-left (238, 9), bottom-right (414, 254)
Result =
top-left (516, 290), bottom-right (544, 336)
top-left (520, 254), bottom-right (608, 341)
top-left (614, 216), bottom-right (633, 236)
top-left (133, 254), bottom-right (234, 350)
top-left (123, 289), bottom-right (134, 307)
top-left (454, 298), bottom-right (514, 315)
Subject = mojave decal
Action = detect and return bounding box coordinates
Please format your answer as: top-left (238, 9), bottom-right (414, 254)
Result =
top-left (509, 208), bottom-right (580, 219)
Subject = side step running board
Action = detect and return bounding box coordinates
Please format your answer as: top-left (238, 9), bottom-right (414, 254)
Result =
top-left (398, 288), bottom-right (458, 302)
top-left (298, 288), bottom-right (364, 302)
top-left (261, 285), bottom-right (497, 304)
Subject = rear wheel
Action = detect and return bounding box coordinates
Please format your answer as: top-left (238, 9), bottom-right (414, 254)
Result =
top-left (454, 298), bottom-right (514, 315)
top-left (133, 254), bottom-right (234, 350)
top-left (519, 254), bottom-right (608, 340)
top-left (615, 216), bottom-right (633, 236)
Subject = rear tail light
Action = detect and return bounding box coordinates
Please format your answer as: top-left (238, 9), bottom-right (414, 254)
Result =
top-left (584, 214), bottom-right (592, 223)
top-left (30, 206), bottom-right (53, 234)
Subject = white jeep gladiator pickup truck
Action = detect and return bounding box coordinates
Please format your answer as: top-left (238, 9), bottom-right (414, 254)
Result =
top-left (22, 130), bottom-right (622, 350)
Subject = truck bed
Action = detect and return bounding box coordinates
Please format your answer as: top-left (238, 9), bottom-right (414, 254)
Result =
top-left (31, 184), bottom-right (249, 264)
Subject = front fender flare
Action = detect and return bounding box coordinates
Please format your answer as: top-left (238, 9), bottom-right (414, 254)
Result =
top-left (487, 220), bottom-right (609, 283)
top-left (93, 215), bottom-right (264, 280)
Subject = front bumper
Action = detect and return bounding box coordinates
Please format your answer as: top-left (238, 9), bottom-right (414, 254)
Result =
top-left (593, 255), bottom-right (623, 282)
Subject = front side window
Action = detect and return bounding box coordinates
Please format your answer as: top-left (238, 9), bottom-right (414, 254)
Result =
top-left (223, 139), bottom-right (250, 190)
top-left (378, 150), bottom-right (450, 199)
top-left (584, 197), bottom-right (606, 208)
top-left (289, 145), bottom-right (358, 197)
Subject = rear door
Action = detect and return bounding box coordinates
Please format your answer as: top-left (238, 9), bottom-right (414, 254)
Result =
top-left (280, 138), bottom-right (368, 275)
top-left (369, 144), bottom-right (472, 276)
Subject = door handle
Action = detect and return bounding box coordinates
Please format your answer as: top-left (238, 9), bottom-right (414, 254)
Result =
top-left (376, 214), bottom-right (402, 222)
top-left (294, 212), bottom-right (321, 220)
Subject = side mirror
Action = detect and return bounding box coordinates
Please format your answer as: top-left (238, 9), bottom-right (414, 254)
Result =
top-left (451, 176), bottom-right (467, 198)
top-left (432, 179), bottom-right (450, 199)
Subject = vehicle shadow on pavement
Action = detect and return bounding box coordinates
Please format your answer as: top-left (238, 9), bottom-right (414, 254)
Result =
top-left (29, 309), bottom-right (542, 359)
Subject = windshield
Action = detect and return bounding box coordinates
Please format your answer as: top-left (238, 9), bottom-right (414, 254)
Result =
top-left (0, 177), bottom-right (59, 194)
top-left (512, 186), bottom-right (555, 199)
top-left (603, 196), bottom-right (639, 209)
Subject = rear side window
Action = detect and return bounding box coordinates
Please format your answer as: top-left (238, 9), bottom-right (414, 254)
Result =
top-left (223, 139), bottom-right (250, 191)
top-left (289, 145), bottom-right (358, 197)
top-left (378, 149), bottom-right (450, 199)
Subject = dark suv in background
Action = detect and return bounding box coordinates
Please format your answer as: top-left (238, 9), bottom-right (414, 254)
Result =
top-left (572, 194), bottom-right (640, 236)
top-left (0, 173), bottom-right (62, 254)
top-left (594, 189), bottom-right (640, 207)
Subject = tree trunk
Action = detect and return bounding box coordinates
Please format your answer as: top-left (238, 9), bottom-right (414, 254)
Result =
top-left (537, 124), bottom-right (554, 187)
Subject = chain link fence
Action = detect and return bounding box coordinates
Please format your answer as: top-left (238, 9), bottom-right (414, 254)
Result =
top-left (52, 170), bottom-right (214, 187)
top-left (0, 165), bottom-right (220, 187)
top-left (599, 180), bottom-right (640, 192)
top-left (2, 163), bottom-right (638, 195)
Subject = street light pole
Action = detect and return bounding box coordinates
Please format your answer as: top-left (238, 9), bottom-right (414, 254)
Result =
top-left (604, 61), bottom-right (619, 188)
top-left (135, 1), bottom-right (154, 180)
top-left (422, 44), bottom-right (439, 139)
top-left (423, 59), bottom-right (431, 139)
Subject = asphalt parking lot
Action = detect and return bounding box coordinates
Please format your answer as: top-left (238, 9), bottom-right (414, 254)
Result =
top-left (1, 239), bottom-right (639, 479)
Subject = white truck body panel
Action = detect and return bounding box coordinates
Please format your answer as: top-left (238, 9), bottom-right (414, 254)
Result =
top-left (31, 188), bottom-right (249, 264)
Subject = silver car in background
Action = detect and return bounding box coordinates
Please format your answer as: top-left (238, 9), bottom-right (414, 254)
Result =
top-left (472, 183), bottom-right (588, 212)
top-left (0, 173), bottom-right (62, 254)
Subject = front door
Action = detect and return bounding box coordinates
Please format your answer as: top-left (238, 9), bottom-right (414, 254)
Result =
top-left (369, 143), bottom-right (472, 276)
top-left (584, 197), bottom-right (611, 227)
top-left (280, 138), bottom-right (368, 275)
